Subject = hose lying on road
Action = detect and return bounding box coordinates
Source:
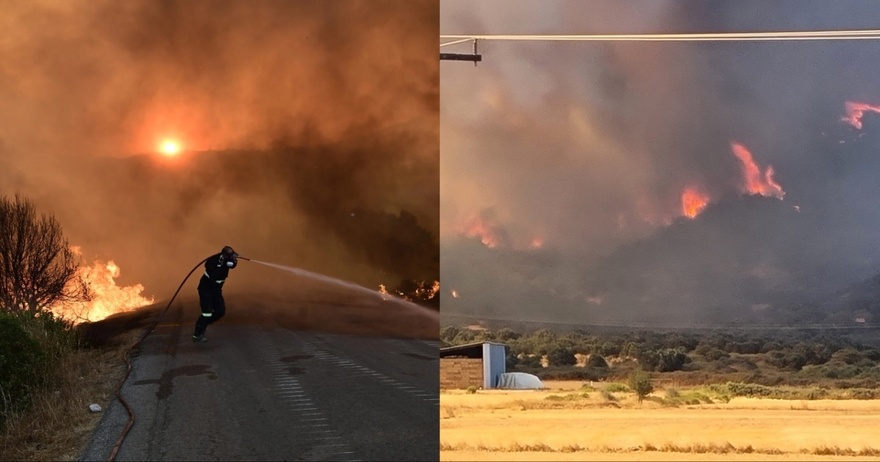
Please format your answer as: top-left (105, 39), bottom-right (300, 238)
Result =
top-left (106, 256), bottom-right (210, 462)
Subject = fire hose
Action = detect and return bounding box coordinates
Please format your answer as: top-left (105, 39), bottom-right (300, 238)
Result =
top-left (106, 254), bottom-right (249, 461)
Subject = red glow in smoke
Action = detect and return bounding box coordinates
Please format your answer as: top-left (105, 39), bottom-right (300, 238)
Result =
top-left (731, 142), bottom-right (784, 200)
top-left (842, 101), bottom-right (880, 130)
top-left (462, 217), bottom-right (500, 248)
top-left (681, 187), bottom-right (709, 218)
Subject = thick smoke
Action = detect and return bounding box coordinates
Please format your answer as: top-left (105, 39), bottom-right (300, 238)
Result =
top-left (0, 0), bottom-right (439, 303)
top-left (441, 0), bottom-right (880, 327)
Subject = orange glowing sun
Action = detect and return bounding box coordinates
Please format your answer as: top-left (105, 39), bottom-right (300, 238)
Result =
top-left (159, 139), bottom-right (181, 156)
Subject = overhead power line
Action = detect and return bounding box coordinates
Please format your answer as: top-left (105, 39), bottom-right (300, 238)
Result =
top-left (440, 29), bottom-right (880, 63)
top-left (440, 28), bottom-right (880, 45)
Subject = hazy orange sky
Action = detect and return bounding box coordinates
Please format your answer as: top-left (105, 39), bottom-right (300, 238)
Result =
top-left (0, 0), bottom-right (439, 303)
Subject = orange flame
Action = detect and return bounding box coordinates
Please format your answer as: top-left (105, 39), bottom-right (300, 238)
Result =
top-left (50, 259), bottom-right (155, 324)
top-left (842, 101), bottom-right (880, 130)
top-left (731, 142), bottom-right (784, 200)
top-left (378, 280), bottom-right (440, 302)
top-left (681, 187), bottom-right (709, 218)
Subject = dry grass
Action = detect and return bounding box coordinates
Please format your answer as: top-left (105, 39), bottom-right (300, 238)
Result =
top-left (0, 329), bottom-right (138, 461)
top-left (440, 441), bottom-right (880, 456)
top-left (440, 382), bottom-right (880, 461)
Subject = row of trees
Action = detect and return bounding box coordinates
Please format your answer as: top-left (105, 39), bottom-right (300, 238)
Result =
top-left (441, 324), bottom-right (880, 377)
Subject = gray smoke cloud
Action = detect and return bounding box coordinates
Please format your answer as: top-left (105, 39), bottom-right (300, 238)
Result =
top-left (0, 0), bottom-right (439, 305)
top-left (441, 0), bottom-right (880, 327)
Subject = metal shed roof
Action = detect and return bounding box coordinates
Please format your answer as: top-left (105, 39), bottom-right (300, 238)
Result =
top-left (440, 341), bottom-right (507, 358)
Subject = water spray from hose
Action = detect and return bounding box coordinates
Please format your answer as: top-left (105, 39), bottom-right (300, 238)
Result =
top-left (244, 257), bottom-right (439, 321)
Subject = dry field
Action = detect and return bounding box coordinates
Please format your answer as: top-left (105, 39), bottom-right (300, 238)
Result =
top-left (440, 380), bottom-right (880, 461)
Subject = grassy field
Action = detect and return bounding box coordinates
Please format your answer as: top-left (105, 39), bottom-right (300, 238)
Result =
top-left (440, 380), bottom-right (880, 461)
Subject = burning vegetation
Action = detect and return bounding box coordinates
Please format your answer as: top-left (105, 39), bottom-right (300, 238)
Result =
top-left (0, 193), bottom-right (154, 324)
top-left (379, 279), bottom-right (440, 310)
top-left (50, 258), bottom-right (155, 324)
top-left (681, 187), bottom-right (709, 219)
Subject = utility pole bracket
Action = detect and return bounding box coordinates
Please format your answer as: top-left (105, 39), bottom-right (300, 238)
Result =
top-left (440, 39), bottom-right (481, 65)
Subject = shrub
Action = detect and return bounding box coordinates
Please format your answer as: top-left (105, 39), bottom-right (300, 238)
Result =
top-left (605, 382), bottom-right (630, 393)
top-left (505, 352), bottom-right (520, 370)
top-left (628, 371), bottom-right (654, 403)
top-left (533, 366), bottom-right (608, 381)
top-left (517, 354), bottom-right (542, 369)
top-left (702, 348), bottom-right (730, 361)
top-left (586, 354), bottom-right (609, 369)
top-left (547, 346), bottom-right (577, 367)
top-left (0, 313), bottom-right (48, 427)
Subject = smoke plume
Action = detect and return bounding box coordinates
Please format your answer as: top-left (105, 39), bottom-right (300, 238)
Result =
top-left (441, 0), bottom-right (880, 327)
top-left (0, 0), bottom-right (439, 304)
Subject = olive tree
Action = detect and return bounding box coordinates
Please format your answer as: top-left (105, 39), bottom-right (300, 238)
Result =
top-left (628, 371), bottom-right (654, 404)
top-left (0, 193), bottom-right (90, 315)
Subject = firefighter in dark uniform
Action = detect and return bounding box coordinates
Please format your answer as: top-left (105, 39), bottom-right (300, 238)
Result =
top-left (193, 246), bottom-right (238, 342)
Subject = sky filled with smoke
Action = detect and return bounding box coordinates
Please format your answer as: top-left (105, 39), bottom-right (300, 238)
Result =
top-left (440, 0), bottom-right (880, 327)
top-left (0, 0), bottom-right (438, 305)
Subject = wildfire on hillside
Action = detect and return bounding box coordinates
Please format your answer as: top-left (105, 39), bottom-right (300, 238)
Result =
top-left (841, 101), bottom-right (880, 130)
top-left (731, 142), bottom-right (785, 200)
top-left (461, 215), bottom-right (502, 248)
top-left (681, 187), bottom-right (709, 219)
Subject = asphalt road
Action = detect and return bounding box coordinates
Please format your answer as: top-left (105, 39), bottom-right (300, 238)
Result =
top-left (80, 291), bottom-right (439, 461)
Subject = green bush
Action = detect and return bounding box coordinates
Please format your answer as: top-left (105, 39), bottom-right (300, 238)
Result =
top-left (531, 366), bottom-right (608, 381)
top-left (628, 371), bottom-right (654, 403)
top-left (605, 382), bottom-right (630, 393)
top-left (547, 346), bottom-right (577, 366)
top-left (580, 383), bottom-right (597, 392)
top-left (586, 354), bottom-right (609, 368)
top-left (22, 310), bottom-right (80, 361)
top-left (0, 313), bottom-right (48, 427)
